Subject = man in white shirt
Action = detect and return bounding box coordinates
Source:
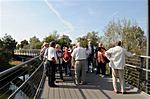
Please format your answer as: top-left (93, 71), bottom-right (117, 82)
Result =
top-left (105, 41), bottom-right (135, 94)
top-left (71, 42), bottom-right (87, 85)
top-left (47, 41), bottom-right (58, 87)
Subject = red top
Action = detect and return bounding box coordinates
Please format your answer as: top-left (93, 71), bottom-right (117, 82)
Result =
top-left (63, 51), bottom-right (71, 60)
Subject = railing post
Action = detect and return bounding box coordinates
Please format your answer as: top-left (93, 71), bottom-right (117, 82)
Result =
top-left (146, 58), bottom-right (149, 94)
top-left (147, 0), bottom-right (149, 94)
top-left (138, 57), bottom-right (144, 91)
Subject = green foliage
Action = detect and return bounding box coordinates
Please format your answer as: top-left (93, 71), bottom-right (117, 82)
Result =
top-left (2, 34), bottom-right (17, 53)
top-left (57, 35), bottom-right (72, 47)
top-left (104, 18), bottom-right (146, 55)
top-left (29, 36), bottom-right (42, 49)
top-left (87, 31), bottom-right (99, 46)
top-left (76, 36), bottom-right (88, 47)
top-left (43, 31), bottom-right (59, 43)
top-left (0, 39), bottom-right (3, 47)
top-left (76, 31), bottom-right (99, 47)
top-left (16, 39), bottom-right (29, 49)
top-left (0, 34), bottom-right (17, 66)
top-left (0, 49), bottom-right (12, 63)
top-left (20, 40), bottom-right (29, 48)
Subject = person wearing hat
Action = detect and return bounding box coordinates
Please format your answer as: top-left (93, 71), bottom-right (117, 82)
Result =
top-left (40, 42), bottom-right (49, 61)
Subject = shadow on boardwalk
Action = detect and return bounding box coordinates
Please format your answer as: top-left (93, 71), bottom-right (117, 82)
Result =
top-left (40, 73), bottom-right (149, 99)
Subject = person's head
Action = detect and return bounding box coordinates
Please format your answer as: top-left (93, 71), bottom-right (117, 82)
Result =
top-left (64, 47), bottom-right (68, 51)
top-left (49, 41), bottom-right (56, 48)
top-left (98, 47), bottom-right (101, 51)
top-left (42, 42), bottom-right (49, 48)
top-left (76, 42), bottom-right (81, 47)
top-left (98, 43), bottom-right (103, 47)
top-left (98, 47), bottom-right (105, 52)
top-left (117, 41), bottom-right (122, 46)
top-left (55, 44), bottom-right (60, 50)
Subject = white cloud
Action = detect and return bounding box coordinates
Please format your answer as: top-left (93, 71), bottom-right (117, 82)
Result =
top-left (44, 0), bottom-right (74, 32)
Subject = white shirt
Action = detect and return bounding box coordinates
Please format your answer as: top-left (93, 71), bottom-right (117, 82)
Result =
top-left (105, 46), bottom-right (133, 69)
top-left (71, 47), bottom-right (87, 60)
top-left (47, 47), bottom-right (57, 61)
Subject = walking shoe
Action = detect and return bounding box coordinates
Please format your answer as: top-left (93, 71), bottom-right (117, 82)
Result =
top-left (121, 91), bottom-right (127, 94)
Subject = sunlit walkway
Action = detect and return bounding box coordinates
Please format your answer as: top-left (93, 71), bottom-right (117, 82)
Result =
top-left (40, 73), bottom-right (149, 99)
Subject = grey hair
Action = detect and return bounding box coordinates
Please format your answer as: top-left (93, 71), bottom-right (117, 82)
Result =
top-left (76, 42), bottom-right (81, 47)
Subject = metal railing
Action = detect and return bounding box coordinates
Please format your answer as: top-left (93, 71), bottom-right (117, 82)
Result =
top-left (125, 55), bottom-right (150, 94)
top-left (0, 56), bottom-right (45, 99)
top-left (14, 49), bottom-right (40, 57)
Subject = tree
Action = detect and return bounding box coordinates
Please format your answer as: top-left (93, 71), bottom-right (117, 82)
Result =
top-left (0, 34), bottom-right (17, 65)
top-left (104, 18), bottom-right (146, 54)
top-left (87, 31), bottom-right (99, 46)
top-left (76, 31), bottom-right (99, 47)
top-left (29, 36), bottom-right (42, 49)
top-left (0, 39), bottom-right (3, 49)
top-left (20, 40), bottom-right (29, 49)
top-left (57, 34), bottom-right (72, 47)
top-left (76, 36), bottom-right (88, 47)
top-left (2, 34), bottom-right (17, 55)
top-left (43, 31), bottom-right (59, 43)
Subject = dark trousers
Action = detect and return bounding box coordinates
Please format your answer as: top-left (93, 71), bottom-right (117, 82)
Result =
top-left (47, 60), bottom-right (56, 86)
top-left (56, 64), bottom-right (63, 80)
top-left (87, 57), bottom-right (93, 72)
top-left (97, 62), bottom-right (106, 75)
top-left (63, 61), bottom-right (71, 75)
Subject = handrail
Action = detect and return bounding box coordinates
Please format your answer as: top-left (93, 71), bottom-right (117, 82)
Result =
top-left (0, 56), bottom-right (40, 77)
top-left (0, 55), bottom-right (43, 99)
top-left (125, 64), bottom-right (150, 72)
top-left (14, 49), bottom-right (40, 57)
top-left (125, 55), bottom-right (150, 94)
top-left (7, 62), bottom-right (43, 99)
top-left (140, 55), bottom-right (150, 58)
top-left (34, 69), bottom-right (46, 99)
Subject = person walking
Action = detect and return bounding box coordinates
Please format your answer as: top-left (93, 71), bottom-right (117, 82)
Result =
top-left (71, 42), bottom-right (87, 85)
top-left (105, 41), bottom-right (135, 94)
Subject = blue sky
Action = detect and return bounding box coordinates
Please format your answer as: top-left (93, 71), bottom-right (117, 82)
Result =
top-left (0, 0), bottom-right (148, 43)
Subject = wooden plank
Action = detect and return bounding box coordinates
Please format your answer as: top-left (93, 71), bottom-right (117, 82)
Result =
top-left (49, 84), bottom-right (54, 99)
top-left (58, 82), bottom-right (65, 99)
top-left (40, 73), bottom-right (150, 99)
top-left (40, 77), bottom-right (49, 99)
top-left (63, 82), bottom-right (72, 99)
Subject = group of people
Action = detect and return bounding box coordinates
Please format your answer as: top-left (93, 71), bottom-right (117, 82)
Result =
top-left (40, 41), bottom-right (72, 87)
top-left (40, 40), bottom-right (135, 94)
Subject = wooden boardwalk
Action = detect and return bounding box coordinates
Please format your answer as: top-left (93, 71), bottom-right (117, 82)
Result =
top-left (40, 73), bottom-right (149, 99)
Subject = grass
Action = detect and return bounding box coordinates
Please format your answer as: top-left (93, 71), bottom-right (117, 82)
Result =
top-left (9, 60), bottom-right (22, 66)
